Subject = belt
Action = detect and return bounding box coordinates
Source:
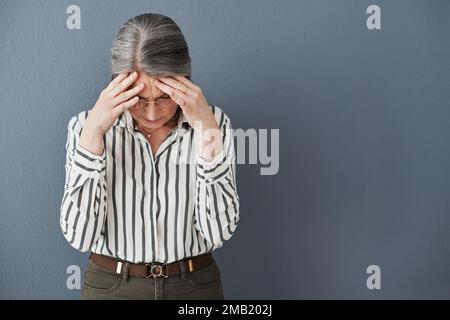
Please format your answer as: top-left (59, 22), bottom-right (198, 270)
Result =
top-left (89, 252), bottom-right (213, 278)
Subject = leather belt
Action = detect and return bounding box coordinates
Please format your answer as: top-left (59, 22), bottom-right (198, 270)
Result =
top-left (89, 252), bottom-right (213, 278)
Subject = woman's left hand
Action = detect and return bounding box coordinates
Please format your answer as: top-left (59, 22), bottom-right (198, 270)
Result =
top-left (154, 76), bottom-right (223, 161)
top-left (154, 76), bottom-right (217, 131)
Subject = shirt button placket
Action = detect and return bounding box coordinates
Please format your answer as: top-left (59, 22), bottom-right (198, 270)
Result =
top-left (151, 153), bottom-right (159, 262)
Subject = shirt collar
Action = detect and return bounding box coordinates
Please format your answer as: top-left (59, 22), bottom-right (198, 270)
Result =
top-left (113, 106), bottom-right (191, 133)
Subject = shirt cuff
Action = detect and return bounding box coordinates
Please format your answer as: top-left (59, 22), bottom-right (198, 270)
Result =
top-left (196, 148), bottom-right (230, 184)
top-left (71, 143), bottom-right (106, 178)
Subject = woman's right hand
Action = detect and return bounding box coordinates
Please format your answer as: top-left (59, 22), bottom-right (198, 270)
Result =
top-left (78, 71), bottom-right (143, 156)
top-left (85, 71), bottom-right (144, 135)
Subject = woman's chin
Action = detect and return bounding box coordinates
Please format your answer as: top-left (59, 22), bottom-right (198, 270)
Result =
top-left (143, 117), bottom-right (165, 127)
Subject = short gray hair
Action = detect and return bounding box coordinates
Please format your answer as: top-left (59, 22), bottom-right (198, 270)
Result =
top-left (110, 13), bottom-right (191, 80)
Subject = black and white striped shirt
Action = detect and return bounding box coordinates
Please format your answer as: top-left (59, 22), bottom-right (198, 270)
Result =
top-left (60, 105), bottom-right (240, 263)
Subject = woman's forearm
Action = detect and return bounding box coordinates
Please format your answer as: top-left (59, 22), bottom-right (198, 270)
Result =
top-left (60, 114), bottom-right (108, 252)
top-left (79, 123), bottom-right (105, 156)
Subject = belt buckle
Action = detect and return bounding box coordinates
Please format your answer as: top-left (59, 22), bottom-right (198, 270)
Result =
top-left (145, 262), bottom-right (168, 278)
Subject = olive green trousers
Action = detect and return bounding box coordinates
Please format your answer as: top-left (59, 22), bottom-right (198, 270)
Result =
top-left (80, 255), bottom-right (225, 300)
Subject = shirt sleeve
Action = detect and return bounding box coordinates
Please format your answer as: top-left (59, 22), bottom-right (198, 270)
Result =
top-left (59, 114), bottom-right (108, 252)
top-left (194, 112), bottom-right (240, 248)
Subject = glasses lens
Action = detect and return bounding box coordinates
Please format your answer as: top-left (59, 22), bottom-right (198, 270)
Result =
top-left (157, 98), bottom-right (174, 107)
top-left (137, 98), bottom-right (174, 108)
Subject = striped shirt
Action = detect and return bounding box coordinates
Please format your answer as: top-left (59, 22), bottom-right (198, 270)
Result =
top-left (60, 105), bottom-right (240, 263)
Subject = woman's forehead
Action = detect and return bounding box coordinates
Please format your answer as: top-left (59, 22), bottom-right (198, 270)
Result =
top-left (135, 71), bottom-right (156, 86)
top-left (134, 72), bottom-right (161, 98)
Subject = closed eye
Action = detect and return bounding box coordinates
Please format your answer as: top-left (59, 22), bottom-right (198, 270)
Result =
top-left (138, 94), bottom-right (171, 101)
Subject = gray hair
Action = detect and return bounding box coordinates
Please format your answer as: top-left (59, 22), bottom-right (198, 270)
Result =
top-left (110, 13), bottom-right (191, 80)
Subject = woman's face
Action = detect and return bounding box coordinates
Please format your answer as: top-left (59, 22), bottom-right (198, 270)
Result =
top-left (128, 71), bottom-right (179, 131)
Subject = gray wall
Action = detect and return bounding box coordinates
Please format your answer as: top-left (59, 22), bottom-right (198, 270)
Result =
top-left (0, 0), bottom-right (449, 299)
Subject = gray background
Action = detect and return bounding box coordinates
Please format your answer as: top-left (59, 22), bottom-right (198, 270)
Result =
top-left (0, 0), bottom-right (449, 299)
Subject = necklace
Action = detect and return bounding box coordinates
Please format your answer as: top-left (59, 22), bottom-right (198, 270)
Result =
top-left (138, 126), bottom-right (152, 138)
top-left (133, 124), bottom-right (151, 137)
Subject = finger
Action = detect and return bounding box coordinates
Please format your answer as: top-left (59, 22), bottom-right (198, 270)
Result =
top-left (111, 96), bottom-right (139, 118)
top-left (109, 71), bottom-right (139, 97)
top-left (174, 75), bottom-right (200, 91)
top-left (105, 72), bottom-right (128, 91)
top-left (157, 76), bottom-right (194, 95)
top-left (112, 82), bottom-right (145, 105)
top-left (169, 91), bottom-right (188, 109)
top-left (155, 78), bottom-right (191, 103)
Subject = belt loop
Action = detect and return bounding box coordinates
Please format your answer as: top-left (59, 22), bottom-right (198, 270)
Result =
top-left (121, 262), bottom-right (130, 283)
top-left (178, 260), bottom-right (187, 280)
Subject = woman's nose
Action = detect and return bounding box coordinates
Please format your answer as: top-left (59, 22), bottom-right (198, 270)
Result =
top-left (143, 104), bottom-right (161, 120)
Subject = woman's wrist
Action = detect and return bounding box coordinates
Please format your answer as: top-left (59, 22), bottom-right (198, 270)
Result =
top-left (79, 125), bottom-right (105, 157)
top-left (195, 124), bottom-right (223, 162)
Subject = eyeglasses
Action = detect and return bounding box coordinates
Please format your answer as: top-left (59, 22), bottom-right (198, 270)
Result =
top-left (135, 97), bottom-right (175, 108)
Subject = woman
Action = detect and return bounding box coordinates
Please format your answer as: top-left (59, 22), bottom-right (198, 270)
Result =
top-left (60, 13), bottom-right (240, 300)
